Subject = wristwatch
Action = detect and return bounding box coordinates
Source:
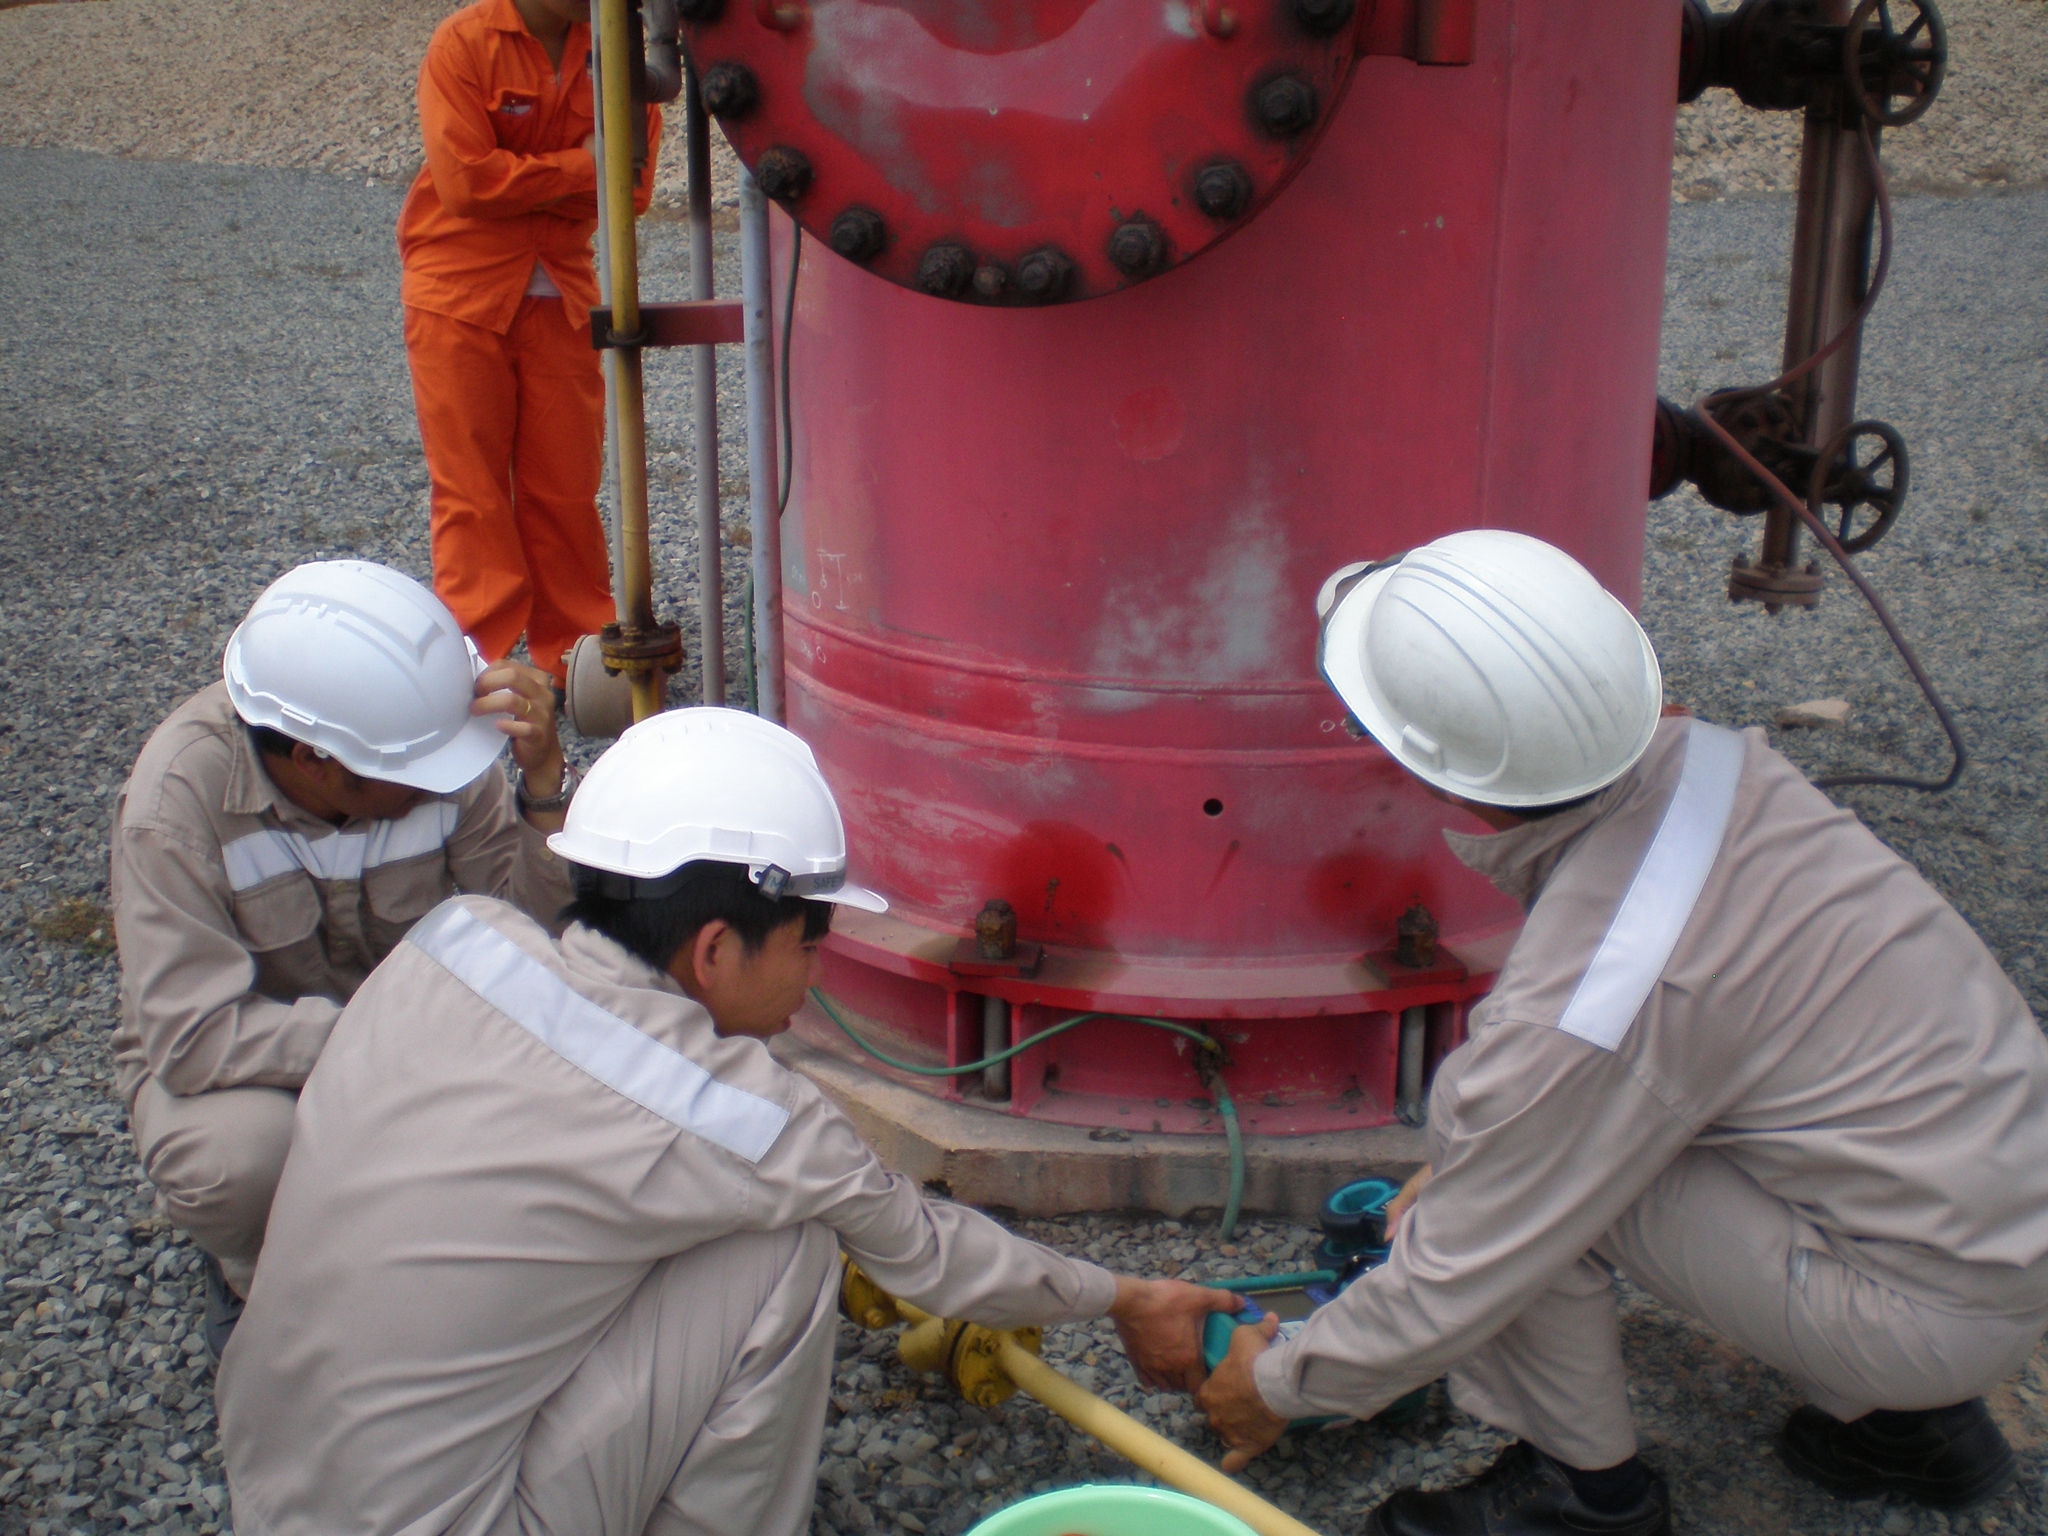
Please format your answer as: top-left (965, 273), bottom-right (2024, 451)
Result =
top-left (515, 759), bottom-right (578, 816)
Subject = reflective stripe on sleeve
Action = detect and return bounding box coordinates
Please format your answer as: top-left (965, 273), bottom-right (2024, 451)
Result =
top-left (1555, 721), bottom-right (1746, 1052)
top-left (220, 800), bottom-right (462, 891)
top-left (406, 902), bottom-right (791, 1163)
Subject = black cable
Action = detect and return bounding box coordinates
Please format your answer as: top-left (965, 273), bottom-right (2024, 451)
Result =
top-left (777, 224), bottom-right (800, 515)
top-left (1695, 120), bottom-right (1964, 794)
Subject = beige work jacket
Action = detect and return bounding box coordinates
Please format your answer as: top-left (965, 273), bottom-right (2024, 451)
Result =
top-left (109, 683), bottom-right (572, 1103)
top-left (1255, 718), bottom-right (2048, 1422)
top-left (218, 896), bottom-right (1118, 1535)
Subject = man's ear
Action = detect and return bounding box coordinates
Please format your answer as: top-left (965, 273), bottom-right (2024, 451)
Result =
top-left (289, 742), bottom-right (339, 786)
top-left (671, 918), bottom-right (733, 996)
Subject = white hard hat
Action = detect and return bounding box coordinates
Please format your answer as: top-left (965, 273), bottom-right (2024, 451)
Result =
top-left (1316, 530), bottom-right (1662, 807)
top-left (223, 561), bottom-right (505, 795)
top-left (548, 708), bottom-right (887, 912)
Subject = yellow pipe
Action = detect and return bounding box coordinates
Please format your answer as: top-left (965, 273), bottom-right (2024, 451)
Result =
top-left (891, 1297), bottom-right (1322, 1536)
top-left (592, 0), bottom-right (660, 721)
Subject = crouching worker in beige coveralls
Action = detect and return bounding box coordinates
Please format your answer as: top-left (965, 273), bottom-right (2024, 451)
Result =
top-left (217, 706), bottom-right (1236, 1536)
top-left (1196, 531), bottom-right (2048, 1536)
top-left (110, 561), bottom-right (575, 1351)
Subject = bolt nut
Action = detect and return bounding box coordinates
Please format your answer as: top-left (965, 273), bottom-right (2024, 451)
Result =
top-left (971, 263), bottom-right (1009, 299)
top-left (974, 899), bottom-right (1019, 962)
top-left (915, 243), bottom-right (976, 298)
top-left (1291, 0), bottom-right (1355, 36)
top-left (1192, 159), bottom-right (1254, 221)
top-left (828, 206), bottom-right (886, 263)
top-left (700, 62), bottom-right (758, 119)
top-left (677, 0), bottom-right (726, 21)
top-left (1107, 217), bottom-right (1168, 279)
top-left (754, 146), bottom-right (813, 203)
top-left (1252, 73), bottom-right (1318, 137)
top-left (1015, 247), bottom-right (1074, 302)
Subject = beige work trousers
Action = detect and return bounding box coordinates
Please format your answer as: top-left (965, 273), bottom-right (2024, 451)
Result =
top-left (513, 1220), bottom-right (840, 1536)
top-left (1451, 1147), bottom-right (2048, 1470)
top-left (129, 1077), bottom-right (297, 1296)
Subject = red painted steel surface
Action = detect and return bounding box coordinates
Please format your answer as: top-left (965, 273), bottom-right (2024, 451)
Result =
top-left (760, 0), bottom-right (1680, 1131)
top-left (682, 0), bottom-right (1376, 302)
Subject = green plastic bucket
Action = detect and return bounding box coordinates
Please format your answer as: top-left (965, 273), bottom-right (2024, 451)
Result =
top-left (965, 1484), bottom-right (1260, 1536)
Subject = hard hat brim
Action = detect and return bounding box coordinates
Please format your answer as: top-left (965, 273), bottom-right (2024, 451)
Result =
top-left (820, 882), bottom-right (888, 915)
top-left (370, 709), bottom-right (508, 795)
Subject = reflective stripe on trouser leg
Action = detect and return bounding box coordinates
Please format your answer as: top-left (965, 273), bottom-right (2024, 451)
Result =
top-left (1595, 1146), bottom-right (2048, 1420)
top-left (406, 304), bottom-right (531, 663)
top-left (1447, 1254), bottom-right (1639, 1471)
top-left (129, 1077), bottom-right (297, 1297)
top-left (507, 296), bottom-right (612, 681)
top-left (513, 1221), bottom-right (839, 1536)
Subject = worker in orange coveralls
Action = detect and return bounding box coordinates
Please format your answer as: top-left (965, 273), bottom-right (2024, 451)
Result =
top-left (401, 0), bottom-right (660, 685)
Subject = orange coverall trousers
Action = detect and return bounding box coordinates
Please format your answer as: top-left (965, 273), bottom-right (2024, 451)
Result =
top-left (405, 296), bottom-right (612, 682)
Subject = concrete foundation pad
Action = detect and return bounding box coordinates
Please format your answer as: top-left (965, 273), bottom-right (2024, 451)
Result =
top-left (774, 1032), bottom-right (1428, 1223)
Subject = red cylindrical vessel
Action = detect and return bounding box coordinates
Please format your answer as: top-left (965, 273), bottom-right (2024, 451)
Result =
top-left (778, 0), bottom-right (1680, 1136)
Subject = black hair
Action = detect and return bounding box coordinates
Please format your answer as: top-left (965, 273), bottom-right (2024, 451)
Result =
top-left (561, 858), bottom-right (833, 972)
top-left (245, 722), bottom-right (302, 759)
top-left (1511, 790), bottom-right (1600, 822)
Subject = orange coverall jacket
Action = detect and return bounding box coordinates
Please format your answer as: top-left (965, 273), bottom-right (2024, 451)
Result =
top-left (398, 0), bottom-right (659, 336)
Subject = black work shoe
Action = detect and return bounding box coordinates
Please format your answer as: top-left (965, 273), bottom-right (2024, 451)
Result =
top-left (199, 1253), bottom-right (244, 1366)
top-left (1365, 1443), bottom-right (1671, 1536)
top-left (1778, 1400), bottom-right (2016, 1508)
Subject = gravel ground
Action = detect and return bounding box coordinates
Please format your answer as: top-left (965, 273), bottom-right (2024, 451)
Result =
top-left (3, 86), bottom-right (2048, 1536)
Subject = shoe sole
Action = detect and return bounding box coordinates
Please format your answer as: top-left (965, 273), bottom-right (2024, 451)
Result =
top-left (1778, 1435), bottom-right (2016, 1510)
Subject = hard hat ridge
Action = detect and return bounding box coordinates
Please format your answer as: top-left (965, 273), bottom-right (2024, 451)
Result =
top-left (1318, 530), bottom-right (1661, 807)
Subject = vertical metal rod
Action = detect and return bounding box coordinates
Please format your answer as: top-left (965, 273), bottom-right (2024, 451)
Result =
top-left (1765, 0), bottom-right (1876, 576)
top-left (740, 169), bottom-right (784, 723)
top-left (1396, 1006), bottom-right (1427, 1124)
top-left (588, 16), bottom-right (627, 622)
top-left (981, 995), bottom-right (1011, 1102)
top-left (686, 68), bottom-right (725, 705)
top-left (594, 0), bottom-right (661, 722)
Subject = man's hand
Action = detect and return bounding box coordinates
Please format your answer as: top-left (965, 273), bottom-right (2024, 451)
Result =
top-left (1195, 1313), bottom-right (1289, 1473)
top-left (472, 661), bottom-right (567, 819)
top-left (1385, 1164), bottom-right (1433, 1239)
top-left (1107, 1277), bottom-right (1243, 1395)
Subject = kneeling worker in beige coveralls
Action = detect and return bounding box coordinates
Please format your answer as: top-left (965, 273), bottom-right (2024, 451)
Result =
top-left (110, 561), bottom-right (576, 1349)
top-left (1194, 530), bottom-right (2048, 1534)
top-left (217, 706), bottom-right (1236, 1535)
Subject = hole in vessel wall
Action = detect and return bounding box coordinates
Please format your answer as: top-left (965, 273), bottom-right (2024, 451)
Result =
top-left (1202, 798), bottom-right (1224, 817)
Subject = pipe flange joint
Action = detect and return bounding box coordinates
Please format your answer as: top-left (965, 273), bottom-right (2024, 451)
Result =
top-left (599, 620), bottom-right (685, 676)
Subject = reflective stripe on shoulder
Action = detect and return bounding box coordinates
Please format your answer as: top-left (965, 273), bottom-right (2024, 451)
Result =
top-left (406, 902), bottom-right (791, 1164)
top-left (220, 800), bottom-right (461, 891)
top-left (1554, 721), bottom-right (1746, 1053)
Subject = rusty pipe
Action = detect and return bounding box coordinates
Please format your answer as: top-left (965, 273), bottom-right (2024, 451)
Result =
top-left (594, 0), bottom-right (663, 722)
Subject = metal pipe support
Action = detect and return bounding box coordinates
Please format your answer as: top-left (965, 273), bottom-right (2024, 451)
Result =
top-left (686, 68), bottom-right (725, 705)
top-left (740, 169), bottom-right (785, 722)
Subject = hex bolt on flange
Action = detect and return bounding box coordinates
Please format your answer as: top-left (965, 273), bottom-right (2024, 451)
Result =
top-left (700, 62), bottom-right (758, 119)
top-left (1193, 159), bottom-right (1254, 221)
top-left (1252, 73), bottom-right (1318, 137)
top-left (1292, 0), bottom-right (1356, 36)
top-left (972, 263), bottom-right (1010, 299)
top-left (828, 206), bottom-right (886, 262)
top-left (915, 243), bottom-right (976, 298)
top-left (974, 899), bottom-right (1019, 962)
top-left (1108, 216), bottom-right (1168, 278)
top-left (1016, 247), bottom-right (1075, 302)
top-left (754, 146), bottom-right (813, 202)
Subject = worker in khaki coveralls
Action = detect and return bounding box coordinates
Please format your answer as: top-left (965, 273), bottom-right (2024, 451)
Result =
top-left (402, 0), bottom-right (660, 683)
top-left (1196, 531), bottom-right (2048, 1536)
top-left (218, 708), bottom-right (1235, 1535)
top-left (111, 561), bottom-right (576, 1343)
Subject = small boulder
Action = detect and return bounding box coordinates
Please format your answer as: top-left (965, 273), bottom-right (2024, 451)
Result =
top-left (1775, 698), bottom-right (1851, 730)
